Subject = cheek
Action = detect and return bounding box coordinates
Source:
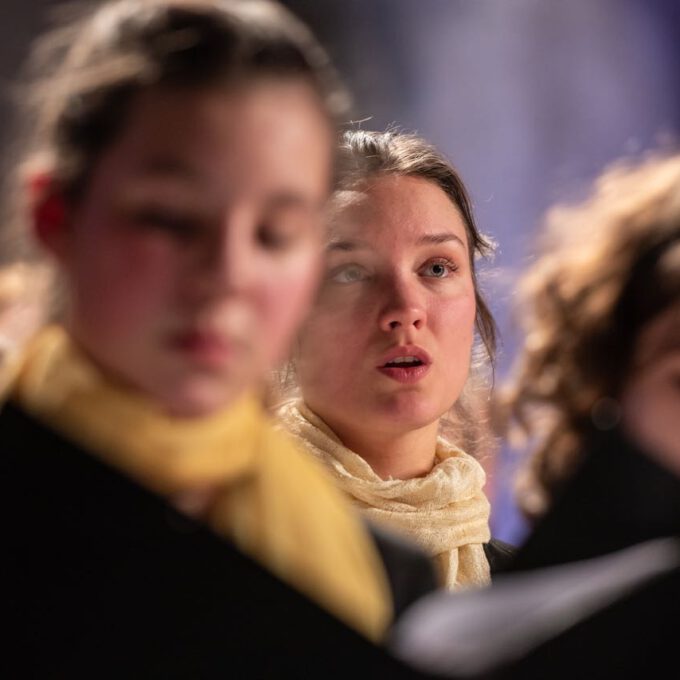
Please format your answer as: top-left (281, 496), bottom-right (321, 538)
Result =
top-left (256, 250), bottom-right (322, 364)
top-left (298, 310), bottom-right (346, 369)
top-left (67, 228), bottom-right (177, 336)
top-left (622, 357), bottom-right (680, 475)
top-left (295, 298), bottom-right (370, 403)
top-left (435, 292), bottom-right (477, 364)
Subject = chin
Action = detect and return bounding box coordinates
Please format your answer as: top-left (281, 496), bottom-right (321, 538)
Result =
top-left (373, 393), bottom-right (442, 431)
top-left (158, 379), bottom-right (243, 419)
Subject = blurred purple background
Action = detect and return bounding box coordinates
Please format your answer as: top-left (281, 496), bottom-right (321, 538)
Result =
top-left (2, 0), bottom-right (679, 543)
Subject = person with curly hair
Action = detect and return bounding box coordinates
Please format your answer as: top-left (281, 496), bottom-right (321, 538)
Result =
top-left (506, 153), bottom-right (680, 524)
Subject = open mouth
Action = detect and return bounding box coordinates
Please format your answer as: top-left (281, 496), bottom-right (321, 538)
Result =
top-left (382, 356), bottom-right (425, 368)
top-left (377, 349), bottom-right (431, 384)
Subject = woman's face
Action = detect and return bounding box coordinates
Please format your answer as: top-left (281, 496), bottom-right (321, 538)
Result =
top-left (47, 82), bottom-right (332, 416)
top-left (296, 174), bottom-right (477, 440)
top-left (621, 299), bottom-right (680, 476)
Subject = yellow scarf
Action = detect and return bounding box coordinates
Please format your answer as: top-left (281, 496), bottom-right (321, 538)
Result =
top-left (278, 399), bottom-right (492, 590)
top-left (9, 327), bottom-right (392, 641)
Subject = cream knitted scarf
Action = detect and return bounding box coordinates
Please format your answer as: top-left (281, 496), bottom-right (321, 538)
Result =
top-left (277, 399), bottom-right (492, 590)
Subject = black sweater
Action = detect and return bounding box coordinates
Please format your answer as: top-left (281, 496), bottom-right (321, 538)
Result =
top-left (0, 400), bottom-right (435, 679)
top-left (493, 427), bottom-right (680, 680)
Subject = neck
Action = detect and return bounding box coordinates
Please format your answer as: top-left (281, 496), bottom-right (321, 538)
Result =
top-left (317, 411), bottom-right (441, 480)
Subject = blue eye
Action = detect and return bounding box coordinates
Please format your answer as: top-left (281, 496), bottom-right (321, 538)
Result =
top-left (329, 264), bottom-right (368, 283)
top-left (420, 259), bottom-right (457, 278)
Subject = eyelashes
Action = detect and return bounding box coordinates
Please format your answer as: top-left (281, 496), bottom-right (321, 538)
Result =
top-left (130, 207), bottom-right (199, 237)
top-left (327, 257), bottom-right (461, 286)
top-left (328, 263), bottom-right (369, 284)
top-left (418, 257), bottom-right (459, 278)
top-left (126, 205), bottom-right (311, 253)
top-left (256, 222), bottom-right (311, 251)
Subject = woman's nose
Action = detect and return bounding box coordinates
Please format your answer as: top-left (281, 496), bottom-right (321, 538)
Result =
top-left (377, 278), bottom-right (426, 332)
top-left (193, 213), bottom-right (254, 295)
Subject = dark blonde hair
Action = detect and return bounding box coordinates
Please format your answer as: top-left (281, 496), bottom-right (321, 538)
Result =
top-left (2, 0), bottom-right (347, 262)
top-left (504, 153), bottom-right (680, 519)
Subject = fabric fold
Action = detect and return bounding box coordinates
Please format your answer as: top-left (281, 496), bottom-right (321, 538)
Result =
top-left (277, 398), bottom-right (492, 589)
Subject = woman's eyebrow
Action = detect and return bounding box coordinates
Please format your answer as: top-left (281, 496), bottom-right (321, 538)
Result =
top-left (265, 192), bottom-right (323, 212)
top-left (136, 157), bottom-right (202, 181)
top-left (417, 232), bottom-right (466, 248)
top-left (327, 233), bottom-right (467, 252)
top-left (326, 238), bottom-right (369, 252)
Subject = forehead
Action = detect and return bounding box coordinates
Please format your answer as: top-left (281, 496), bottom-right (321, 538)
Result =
top-left (329, 174), bottom-right (469, 250)
top-left (97, 81), bottom-right (333, 197)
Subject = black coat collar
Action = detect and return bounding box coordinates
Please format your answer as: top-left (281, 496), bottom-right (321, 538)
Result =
top-left (510, 426), bottom-right (680, 571)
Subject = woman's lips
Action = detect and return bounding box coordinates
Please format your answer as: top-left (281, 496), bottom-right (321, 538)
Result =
top-left (170, 330), bottom-right (234, 367)
top-left (377, 363), bottom-right (431, 383)
top-left (376, 345), bottom-right (432, 384)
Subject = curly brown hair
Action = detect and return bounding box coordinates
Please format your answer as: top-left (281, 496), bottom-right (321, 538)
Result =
top-left (503, 153), bottom-right (680, 519)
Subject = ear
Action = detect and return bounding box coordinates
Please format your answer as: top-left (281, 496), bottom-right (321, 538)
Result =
top-left (28, 172), bottom-right (70, 260)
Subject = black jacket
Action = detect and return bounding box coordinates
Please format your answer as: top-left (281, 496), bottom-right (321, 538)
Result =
top-left (370, 532), bottom-right (512, 620)
top-left (492, 426), bottom-right (680, 680)
top-left (369, 523), bottom-right (438, 618)
top-left (484, 538), bottom-right (516, 574)
top-left (0, 400), bottom-right (435, 679)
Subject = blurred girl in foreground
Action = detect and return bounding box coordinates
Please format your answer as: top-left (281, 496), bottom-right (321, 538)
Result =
top-left (278, 130), bottom-right (513, 590)
top-left (0, 262), bottom-right (50, 369)
top-left (0, 1), bottom-right (406, 674)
